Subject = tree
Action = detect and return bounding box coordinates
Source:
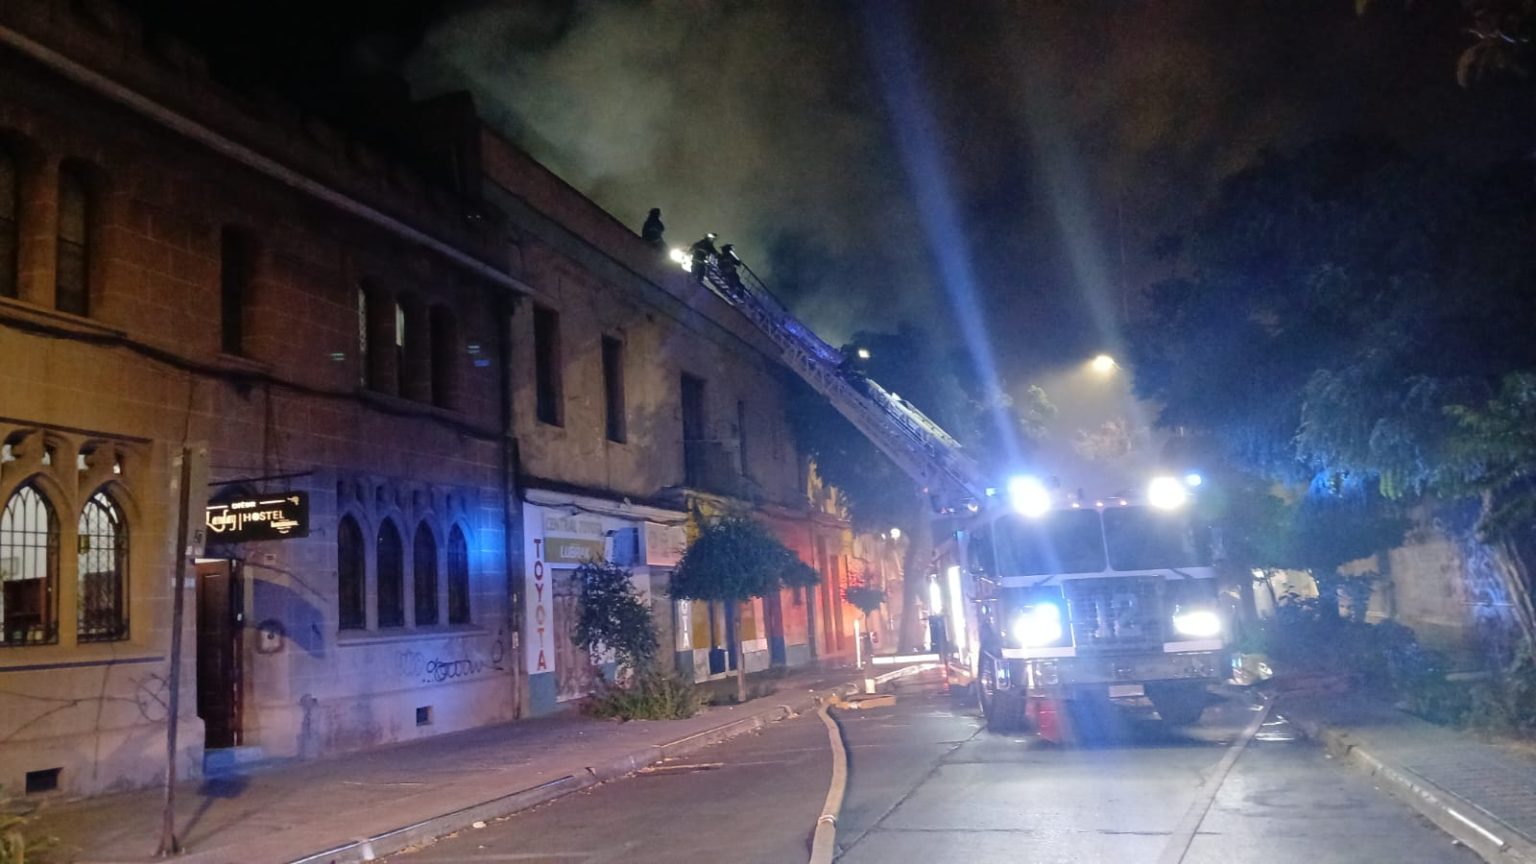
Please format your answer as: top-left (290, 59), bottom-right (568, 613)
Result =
top-left (572, 560), bottom-right (658, 680)
top-left (1130, 136), bottom-right (1534, 624)
top-left (669, 515), bottom-right (819, 703)
top-left (1357, 0), bottom-right (1535, 86)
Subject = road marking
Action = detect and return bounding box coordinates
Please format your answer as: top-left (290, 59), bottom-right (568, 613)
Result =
top-left (1154, 696), bottom-right (1272, 864)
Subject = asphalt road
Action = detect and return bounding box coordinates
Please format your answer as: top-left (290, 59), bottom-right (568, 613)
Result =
top-left (391, 680), bottom-right (1479, 864)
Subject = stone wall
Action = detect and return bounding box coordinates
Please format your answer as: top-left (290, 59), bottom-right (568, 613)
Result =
top-left (0, 2), bottom-right (516, 797)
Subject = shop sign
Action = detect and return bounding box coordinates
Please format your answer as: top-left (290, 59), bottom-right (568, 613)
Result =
top-left (205, 492), bottom-right (309, 542)
top-left (542, 512), bottom-right (605, 566)
top-left (644, 521), bottom-right (687, 566)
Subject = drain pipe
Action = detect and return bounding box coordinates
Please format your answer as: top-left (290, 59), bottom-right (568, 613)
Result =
top-left (0, 22), bottom-right (529, 298)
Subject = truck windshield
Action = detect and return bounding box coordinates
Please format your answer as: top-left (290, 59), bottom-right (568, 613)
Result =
top-left (995, 510), bottom-right (1106, 576)
top-left (1102, 508), bottom-right (1211, 571)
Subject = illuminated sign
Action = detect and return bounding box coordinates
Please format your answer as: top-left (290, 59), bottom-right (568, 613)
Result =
top-left (205, 492), bottom-right (309, 543)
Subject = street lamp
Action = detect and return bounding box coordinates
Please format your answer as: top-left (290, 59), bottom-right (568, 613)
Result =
top-left (889, 527), bottom-right (901, 540)
top-left (1091, 354), bottom-right (1117, 374)
top-left (856, 347), bottom-right (871, 360)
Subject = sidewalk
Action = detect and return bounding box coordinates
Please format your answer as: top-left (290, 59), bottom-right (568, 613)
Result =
top-left (30, 667), bottom-right (859, 864)
top-left (1279, 691), bottom-right (1536, 864)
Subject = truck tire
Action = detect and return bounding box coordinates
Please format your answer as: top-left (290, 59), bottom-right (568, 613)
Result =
top-left (978, 655), bottom-right (1028, 731)
top-left (1146, 683), bottom-right (1207, 726)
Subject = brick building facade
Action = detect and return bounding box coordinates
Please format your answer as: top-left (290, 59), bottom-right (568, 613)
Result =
top-left (0, 1), bottom-right (858, 795)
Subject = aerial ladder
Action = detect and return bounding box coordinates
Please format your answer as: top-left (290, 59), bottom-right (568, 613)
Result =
top-left (687, 251), bottom-right (989, 516)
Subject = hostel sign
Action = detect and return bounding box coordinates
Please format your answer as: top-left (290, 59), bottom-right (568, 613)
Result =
top-left (205, 492), bottom-right (309, 542)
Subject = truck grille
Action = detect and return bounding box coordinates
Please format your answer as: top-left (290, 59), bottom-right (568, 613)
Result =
top-left (1063, 577), bottom-right (1163, 653)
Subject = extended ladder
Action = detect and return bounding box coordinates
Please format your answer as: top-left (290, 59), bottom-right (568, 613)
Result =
top-left (694, 257), bottom-right (987, 511)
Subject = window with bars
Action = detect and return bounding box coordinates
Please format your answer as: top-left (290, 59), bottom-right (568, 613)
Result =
top-left (56, 167), bottom-right (90, 317)
top-left (377, 521), bottom-right (404, 628)
top-left (1, 484), bottom-right (58, 646)
top-left (0, 148), bottom-right (17, 298)
top-left (337, 516), bottom-right (365, 631)
top-left (414, 523), bottom-right (438, 627)
top-left (77, 490), bottom-right (127, 642)
top-left (447, 525), bottom-right (470, 625)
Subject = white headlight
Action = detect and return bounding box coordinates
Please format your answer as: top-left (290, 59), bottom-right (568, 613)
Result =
top-left (1148, 476), bottom-right (1188, 509)
top-left (1011, 602), bottom-right (1064, 647)
top-left (1007, 475), bottom-right (1051, 518)
top-left (1172, 609), bottom-right (1221, 638)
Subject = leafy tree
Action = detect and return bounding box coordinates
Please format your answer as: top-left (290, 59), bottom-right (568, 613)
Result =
top-left (1131, 136), bottom-right (1534, 622)
top-left (1357, 0), bottom-right (1535, 86)
top-left (844, 583), bottom-right (885, 619)
top-left (572, 560), bottom-right (658, 679)
top-left (669, 515), bottom-right (819, 703)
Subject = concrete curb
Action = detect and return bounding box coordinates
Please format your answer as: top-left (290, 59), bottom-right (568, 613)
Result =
top-left (1290, 714), bottom-right (1536, 864)
top-left (280, 681), bottom-right (861, 864)
top-left (808, 703), bottom-right (850, 864)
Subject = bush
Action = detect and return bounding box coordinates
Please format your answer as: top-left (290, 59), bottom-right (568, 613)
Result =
top-left (0, 794), bottom-right (53, 864)
top-left (1465, 640), bottom-right (1536, 735)
top-left (581, 671), bottom-right (704, 721)
top-left (572, 560), bottom-right (658, 678)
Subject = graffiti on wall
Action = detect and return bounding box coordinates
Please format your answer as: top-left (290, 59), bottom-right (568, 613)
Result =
top-left (395, 638), bottom-right (506, 685)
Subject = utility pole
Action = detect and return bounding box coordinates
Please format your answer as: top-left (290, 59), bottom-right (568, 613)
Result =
top-left (158, 444), bottom-right (206, 857)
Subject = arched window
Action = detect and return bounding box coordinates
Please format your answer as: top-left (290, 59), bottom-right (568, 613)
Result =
top-left (337, 515), bottom-right (365, 631)
top-left (56, 165), bottom-right (90, 316)
top-left (1, 484), bottom-right (58, 646)
top-left (447, 525), bottom-right (470, 625)
top-left (0, 147), bottom-right (17, 298)
top-left (78, 490), bottom-right (127, 642)
top-left (377, 520), bottom-right (404, 628)
top-left (413, 523), bottom-right (438, 626)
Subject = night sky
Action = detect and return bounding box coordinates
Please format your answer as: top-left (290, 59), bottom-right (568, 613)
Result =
top-left (135, 0), bottom-right (1534, 384)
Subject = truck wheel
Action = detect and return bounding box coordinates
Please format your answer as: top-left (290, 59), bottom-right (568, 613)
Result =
top-left (978, 655), bottom-right (1027, 731)
top-left (1147, 683), bottom-right (1207, 726)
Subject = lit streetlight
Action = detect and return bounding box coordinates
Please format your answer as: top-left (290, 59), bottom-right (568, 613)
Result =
top-left (856, 347), bottom-right (871, 360)
top-left (1090, 353), bottom-right (1117, 374)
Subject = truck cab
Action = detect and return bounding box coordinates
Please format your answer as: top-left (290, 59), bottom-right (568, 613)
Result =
top-left (969, 487), bottom-right (1227, 731)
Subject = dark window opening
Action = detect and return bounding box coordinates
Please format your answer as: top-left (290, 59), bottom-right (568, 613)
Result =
top-left (356, 286), bottom-right (370, 387)
top-left (681, 373), bottom-right (706, 487)
top-left (220, 227), bottom-right (254, 356)
top-left (430, 305), bottom-right (459, 410)
top-left (415, 705), bottom-right (433, 726)
top-left (377, 521), bottom-right (404, 628)
top-left (394, 300), bottom-right (408, 399)
top-left (447, 525), bottom-right (470, 624)
top-left (533, 305), bottom-right (562, 425)
top-left (414, 523), bottom-right (439, 626)
top-left (337, 516), bottom-right (365, 631)
top-left (56, 167), bottom-right (90, 316)
top-left (602, 335), bottom-right (626, 443)
top-left (0, 148), bottom-right (17, 298)
top-left (25, 767), bottom-right (60, 794)
top-left (736, 400), bottom-right (749, 477)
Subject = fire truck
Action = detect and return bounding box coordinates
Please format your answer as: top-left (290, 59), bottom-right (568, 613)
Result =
top-left (679, 245), bottom-right (1231, 734)
top-left (966, 476), bottom-right (1226, 731)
